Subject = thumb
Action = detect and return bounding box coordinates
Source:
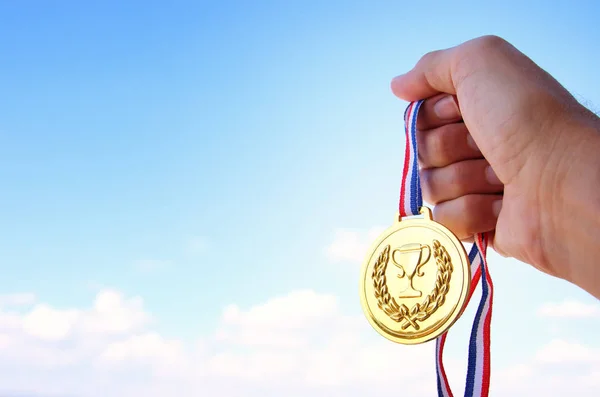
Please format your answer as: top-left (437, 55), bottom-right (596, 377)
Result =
top-left (390, 45), bottom-right (461, 101)
top-left (390, 36), bottom-right (510, 101)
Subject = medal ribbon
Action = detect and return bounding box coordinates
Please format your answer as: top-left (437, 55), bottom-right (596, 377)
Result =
top-left (399, 100), bottom-right (494, 397)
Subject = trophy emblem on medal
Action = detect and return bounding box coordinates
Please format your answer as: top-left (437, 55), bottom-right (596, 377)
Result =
top-left (392, 243), bottom-right (431, 298)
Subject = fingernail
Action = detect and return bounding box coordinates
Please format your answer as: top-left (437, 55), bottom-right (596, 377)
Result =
top-left (485, 166), bottom-right (502, 185)
top-left (466, 134), bottom-right (479, 151)
top-left (390, 74), bottom-right (406, 92)
top-left (433, 96), bottom-right (459, 120)
top-left (493, 199), bottom-right (503, 218)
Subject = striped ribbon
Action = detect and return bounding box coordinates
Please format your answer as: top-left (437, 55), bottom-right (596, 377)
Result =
top-left (399, 99), bottom-right (494, 397)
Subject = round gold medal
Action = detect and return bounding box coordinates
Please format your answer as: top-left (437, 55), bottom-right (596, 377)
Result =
top-left (359, 207), bottom-right (471, 345)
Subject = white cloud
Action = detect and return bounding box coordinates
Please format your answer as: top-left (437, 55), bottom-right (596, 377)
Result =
top-left (81, 289), bottom-right (151, 334)
top-left (0, 288), bottom-right (599, 397)
top-left (490, 339), bottom-right (600, 397)
top-left (0, 293), bottom-right (36, 307)
top-left (22, 304), bottom-right (79, 341)
top-left (10, 289), bottom-right (150, 343)
top-left (495, 363), bottom-right (534, 383)
top-left (325, 227), bottom-right (385, 263)
top-left (208, 289), bottom-right (435, 390)
top-left (215, 290), bottom-right (346, 349)
top-left (537, 299), bottom-right (600, 318)
top-left (0, 333), bottom-right (10, 349)
top-left (0, 310), bottom-right (23, 330)
top-left (220, 289), bottom-right (338, 329)
top-left (535, 339), bottom-right (600, 364)
top-left (100, 332), bottom-right (183, 363)
top-left (0, 287), bottom-right (436, 396)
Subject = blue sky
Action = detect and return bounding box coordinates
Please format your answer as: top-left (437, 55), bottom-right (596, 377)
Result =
top-left (0, 1), bottom-right (599, 396)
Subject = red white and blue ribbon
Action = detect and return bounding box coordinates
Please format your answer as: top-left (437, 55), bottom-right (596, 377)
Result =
top-left (399, 99), bottom-right (494, 397)
top-left (399, 100), bottom-right (424, 217)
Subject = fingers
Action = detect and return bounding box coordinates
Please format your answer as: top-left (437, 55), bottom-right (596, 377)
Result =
top-left (416, 94), bottom-right (462, 130)
top-left (416, 122), bottom-right (503, 241)
top-left (421, 160), bottom-right (503, 204)
top-left (433, 195), bottom-right (503, 240)
top-left (417, 122), bottom-right (482, 168)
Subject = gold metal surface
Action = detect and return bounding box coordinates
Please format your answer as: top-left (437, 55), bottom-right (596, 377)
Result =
top-left (359, 207), bottom-right (470, 344)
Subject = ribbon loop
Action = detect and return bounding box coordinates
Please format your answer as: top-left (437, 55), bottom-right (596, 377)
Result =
top-left (399, 100), bottom-right (425, 218)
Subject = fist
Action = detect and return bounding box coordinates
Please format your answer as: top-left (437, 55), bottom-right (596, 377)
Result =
top-left (391, 35), bottom-right (600, 283)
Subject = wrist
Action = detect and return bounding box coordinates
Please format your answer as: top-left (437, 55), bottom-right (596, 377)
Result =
top-left (548, 114), bottom-right (600, 297)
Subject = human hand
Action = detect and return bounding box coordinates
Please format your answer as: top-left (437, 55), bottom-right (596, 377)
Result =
top-left (391, 35), bottom-right (600, 298)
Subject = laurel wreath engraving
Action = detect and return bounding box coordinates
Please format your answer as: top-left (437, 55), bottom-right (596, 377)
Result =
top-left (372, 240), bottom-right (453, 331)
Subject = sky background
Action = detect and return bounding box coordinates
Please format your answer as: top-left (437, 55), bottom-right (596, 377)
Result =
top-left (0, 1), bottom-right (599, 396)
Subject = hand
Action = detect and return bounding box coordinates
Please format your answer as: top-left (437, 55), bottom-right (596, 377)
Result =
top-left (391, 35), bottom-right (600, 298)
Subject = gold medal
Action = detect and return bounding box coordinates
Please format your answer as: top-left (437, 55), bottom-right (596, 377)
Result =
top-left (359, 206), bottom-right (471, 345)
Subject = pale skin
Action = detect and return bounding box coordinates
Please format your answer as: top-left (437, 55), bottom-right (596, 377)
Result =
top-left (391, 35), bottom-right (600, 300)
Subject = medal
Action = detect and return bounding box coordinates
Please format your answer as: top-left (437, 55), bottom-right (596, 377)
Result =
top-left (359, 100), bottom-right (494, 397)
top-left (359, 206), bottom-right (470, 344)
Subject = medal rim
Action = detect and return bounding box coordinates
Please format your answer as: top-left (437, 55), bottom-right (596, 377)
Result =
top-left (358, 207), bottom-right (471, 345)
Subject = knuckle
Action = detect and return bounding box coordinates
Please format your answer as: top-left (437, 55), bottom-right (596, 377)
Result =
top-left (428, 129), bottom-right (453, 165)
top-left (418, 49), bottom-right (442, 66)
top-left (421, 161), bottom-right (476, 205)
top-left (419, 169), bottom-right (437, 204)
top-left (459, 194), bottom-right (481, 213)
top-left (446, 162), bottom-right (471, 192)
top-left (453, 35), bottom-right (509, 87)
top-left (435, 194), bottom-right (497, 241)
top-left (417, 135), bottom-right (430, 165)
top-left (475, 35), bottom-right (509, 52)
top-left (457, 195), bottom-right (484, 235)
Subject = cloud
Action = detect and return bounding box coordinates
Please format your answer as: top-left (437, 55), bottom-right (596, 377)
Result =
top-left (99, 332), bottom-right (184, 364)
top-left (490, 339), bottom-right (600, 397)
top-left (0, 293), bottom-right (36, 307)
top-left (215, 290), bottom-right (341, 349)
top-left (80, 289), bottom-right (151, 334)
top-left (5, 289), bottom-right (150, 344)
top-left (22, 304), bottom-right (79, 341)
top-left (325, 227), bottom-right (385, 263)
top-left (0, 287), bottom-right (435, 397)
top-left (207, 289), bottom-right (435, 391)
top-left (534, 339), bottom-right (600, 364)
top-left (537, 299), bottom-right (600, 318)
top-left (220, 289), bottom-right (338, 329)
top-left (0, 288), bottom-right (599, 397)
